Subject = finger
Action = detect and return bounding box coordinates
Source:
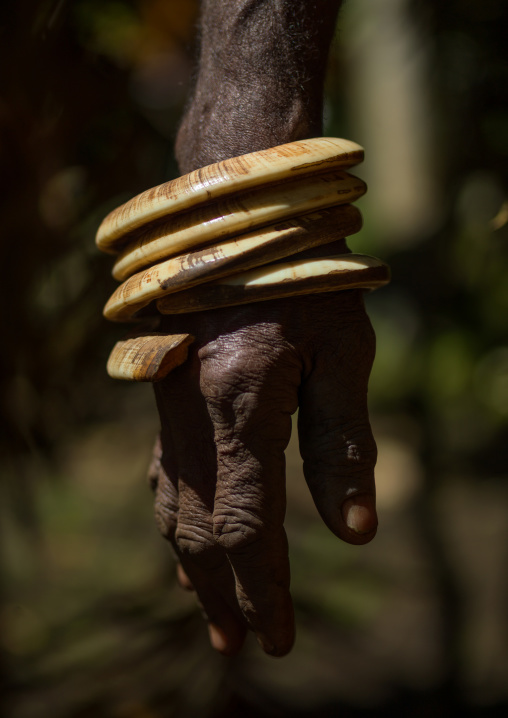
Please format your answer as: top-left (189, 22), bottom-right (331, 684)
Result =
top-left (178, 554), bottom-right (248, 655)
top-left (154, 368), bottom-right (248, 655)
top-left (298, 310), bottom-right (378, 545)
top-left (151, 435), bottom-right (179, 542)
top-left (149, 434), bottom-right (196, 591)
top-left (200, 336), bottom-right (301, 656)
top-left (171, 428), bottom-right (249, 654)
top-left (164, 443), bottom-right (248, 654)
top-left (146, 434), bottom-right (163, 492)
top-left (148, 433), bottom-right (196, 591)
top-left (175, 474), bottom-right (249, 655)
top-left (150, 437), bottom-right (210, 602)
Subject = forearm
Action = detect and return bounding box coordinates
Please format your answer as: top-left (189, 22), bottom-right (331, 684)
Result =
top-left (175, 0), bottom-right (343, 173)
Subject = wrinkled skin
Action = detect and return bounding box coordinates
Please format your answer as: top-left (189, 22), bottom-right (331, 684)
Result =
top-left (149, 0), bottom-right (379, 657)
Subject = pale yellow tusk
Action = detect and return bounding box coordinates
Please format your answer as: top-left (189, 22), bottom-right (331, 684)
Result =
top-left (103, 206), bottom-right (362, 322)
top-left (111, 171), bottom-right (366, 281)
top-left (96, 137), bottom-right (364, 253)
top-left (156, 255), bottom-right (390, 315)
top-left (106, 332), bottom-right (194, 381)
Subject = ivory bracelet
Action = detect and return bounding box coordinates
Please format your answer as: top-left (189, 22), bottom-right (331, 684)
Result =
top-left (96, 137), bottom-right (364, 252)
top-left (157, 255), bottom-right (390, 315)
top-left (106, 332), bottom-right (194, 381)
top-left (111, 171), bottom-right (366, 281)
top-left (104, 206), bottom-right (363, 322)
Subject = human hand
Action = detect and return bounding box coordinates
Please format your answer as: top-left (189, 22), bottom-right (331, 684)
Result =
top-left (149, 290), bottom-right (377, 657)
top-left (141, 0), bottom-right (378, 658)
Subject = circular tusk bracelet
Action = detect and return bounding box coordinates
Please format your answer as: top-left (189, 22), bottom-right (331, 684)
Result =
top-left (104, 205), bottom-right (363, 322)
top-left (156, 255), bottom-right (390, 315)
top-left (96, 137), bottom-right (364, 252)
top-left (111, 170), bottom-right (366, 281)
top-left (97, 138), bottom-right (390, 381)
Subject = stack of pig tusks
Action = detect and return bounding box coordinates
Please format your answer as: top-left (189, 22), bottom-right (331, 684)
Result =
top-left (96, 138), bottom-right (390, 382)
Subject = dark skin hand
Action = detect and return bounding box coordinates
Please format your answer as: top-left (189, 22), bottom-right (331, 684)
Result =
top-left (149, 0), bottom-right (378, 657)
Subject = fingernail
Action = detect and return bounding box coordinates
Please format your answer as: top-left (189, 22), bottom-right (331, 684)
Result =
top-left (257, 633), bottom-right (294, 658)
top-left (342, 496), bottom-right (377, 535)
top-left (258, 634), bottom-right (275, 652)
top-left (208, 623), bottom-right (230, 655)
top-left (257, 635), bottom-right (279, 657)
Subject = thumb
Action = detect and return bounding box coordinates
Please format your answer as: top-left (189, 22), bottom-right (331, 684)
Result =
top-left (297, 312), bottom-right (378, 545)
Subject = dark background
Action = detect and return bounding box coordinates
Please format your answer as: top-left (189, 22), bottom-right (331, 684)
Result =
top-left (1, 1), bottom-right (507, 716)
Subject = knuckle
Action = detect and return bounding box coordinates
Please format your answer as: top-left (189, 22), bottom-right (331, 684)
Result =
top-left (199, 335), bottom-right (285, 400)
top-left (147, 445), bottom-right (163, 492)
top-left (212, 512), bottom-right (264, 554)
top-left (153, 472), bottom-right (178, 540)
top-left (174, 524), bottom-right (220, 566)
top-left (203, 357), bottom-right (259, 402)
top-left (154, 499), bottom-right (177, 541)
top-left (198, 333), bottom-right (301, 432)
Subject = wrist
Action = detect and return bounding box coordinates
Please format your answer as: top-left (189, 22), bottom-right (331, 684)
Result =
top-left (175, 0), bottom-right (342, 173)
